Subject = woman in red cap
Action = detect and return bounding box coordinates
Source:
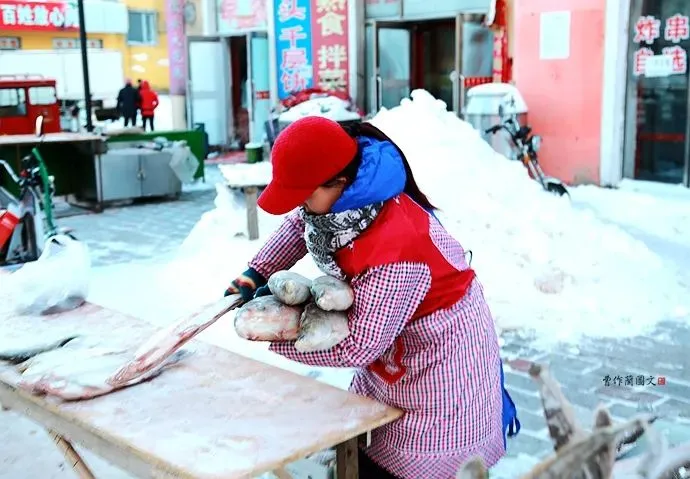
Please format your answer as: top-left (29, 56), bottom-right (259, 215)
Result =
top-left (224, 117), bottom-right (519, 478)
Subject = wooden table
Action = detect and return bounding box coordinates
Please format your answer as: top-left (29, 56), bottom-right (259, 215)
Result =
top-left (218, 162), bottom-right (272, 241)
top-left (0, 301), bottom-right (402, 479)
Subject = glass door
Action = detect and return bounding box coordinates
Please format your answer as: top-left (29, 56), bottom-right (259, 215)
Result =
top-left (246, 32), bottom-right (270, 145)
top-left (452, 14), bottom-right (464, 115)
top-left (416, 20), bottom-right (456, 112)
top-left (624, 0), bottom-right (690, 185)
top-left (375, 24), bottom-right (412, 110)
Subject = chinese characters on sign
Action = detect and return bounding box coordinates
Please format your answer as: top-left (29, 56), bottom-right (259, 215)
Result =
top-left (665, 13), bottom-right (690, 43)
top-left (310, 0), bottom-right (349, 92)
top-left (274, 0), bottom-right (314, 99)
top-left (218, 0), bottom-right (267, 32)
top-left (602, 375), bottom-right (666, 387)
top-left (0, 0), bottom-right (78, 31)
top-left (634, 15), bottom-right (661, 44)
top-left (633, 13), bottom-right (689, 76)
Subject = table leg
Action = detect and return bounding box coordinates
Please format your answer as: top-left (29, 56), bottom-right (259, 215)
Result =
top-left (336, 437), bottom-right (359, 479)
top-left (48, 429), bottom-right (96, 479)
top-left (244, 186), bottom-right (259, 241)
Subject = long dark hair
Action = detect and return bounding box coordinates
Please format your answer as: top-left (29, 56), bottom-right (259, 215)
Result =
top-left (324, 122), bottom-right (437, 211)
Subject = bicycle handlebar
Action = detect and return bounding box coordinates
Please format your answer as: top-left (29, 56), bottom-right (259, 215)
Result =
top-left (0, 160), bottom-right (21, 184)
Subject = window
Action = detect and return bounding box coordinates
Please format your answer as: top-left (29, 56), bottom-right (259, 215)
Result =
top-left (462, 22), bottom-right (495, 78)
top-left (0, 88), bottom-right (27, 117)
top-left (29, 87), bottom-right (57, 106)
top-left (127, 11), bottom-right (158, 45)
top-left (52, 38), bottom-right (104, 49)
top-left (0, 37), bottom-right (20, 50)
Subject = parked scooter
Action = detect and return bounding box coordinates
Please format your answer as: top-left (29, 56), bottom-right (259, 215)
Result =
top-left (0, 115), bottom-right (74, 266)
top-left (485, 97), bottom-right (569, 197)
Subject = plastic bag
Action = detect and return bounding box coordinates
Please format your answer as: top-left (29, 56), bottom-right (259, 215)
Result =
top-left (168, 146), bottom-right (200, 184)
top-left (6, 235), bottom-right (91, 315)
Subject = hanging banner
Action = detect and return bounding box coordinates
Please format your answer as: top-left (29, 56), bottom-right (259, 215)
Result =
top-left (274, 0), bottom-right (314, 99)
top-left (166, 0), bottom-right (187, 96)
top-left (310, 0), bottom-right (349, 93)
top-left (0, 0), bottom-right (78, 31)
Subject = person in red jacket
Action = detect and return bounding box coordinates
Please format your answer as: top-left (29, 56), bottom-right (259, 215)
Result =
top-left (138, 80), bottom-right (159, 131)
top-left (224, 117), bottom-right (520, 478)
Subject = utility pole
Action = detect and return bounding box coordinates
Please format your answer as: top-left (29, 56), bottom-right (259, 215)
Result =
top-left (76, 0), bottom-right (94, 132)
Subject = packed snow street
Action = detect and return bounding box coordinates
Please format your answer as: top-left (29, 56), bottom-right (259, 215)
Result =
top-left (2, 89), bottom-right (690, 478)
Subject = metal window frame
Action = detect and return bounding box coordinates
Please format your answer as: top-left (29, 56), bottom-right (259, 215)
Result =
top-left (0, 36), bottom-right (21, 50)
top-left (126, 10), bottom-right (159, 46)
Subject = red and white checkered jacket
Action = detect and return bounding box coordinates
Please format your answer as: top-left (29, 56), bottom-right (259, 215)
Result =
top-left (251, 198), bottom-right (505, 479)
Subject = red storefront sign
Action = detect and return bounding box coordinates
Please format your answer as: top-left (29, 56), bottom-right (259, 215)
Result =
top-left (218, 0), bottom-right (267, 31)
top-left (0, 0), bottom-right (78, 31)
top-left (310, 0), bottom-right (349, 93)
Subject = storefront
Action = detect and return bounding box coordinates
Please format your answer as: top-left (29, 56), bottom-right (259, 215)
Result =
top-left (361, 0), bottom-right (508, 115)
top-left (186, 0), bottom-right (271, 147)
top-left (623, 0), bottom-right (690, 186)
top-left (513, 0), bottom-right (690, 188)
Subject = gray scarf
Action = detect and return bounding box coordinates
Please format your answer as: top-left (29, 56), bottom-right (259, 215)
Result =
top-left (301, 202), bottom-right (385, 279)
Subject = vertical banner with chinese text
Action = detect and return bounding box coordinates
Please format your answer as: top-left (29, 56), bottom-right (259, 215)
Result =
top-left (310, 0), bottom-right (349, 93)
top-left (274, 0), bottom-right (314, 99)
top-left (166, 0), bottom-right (187, 96)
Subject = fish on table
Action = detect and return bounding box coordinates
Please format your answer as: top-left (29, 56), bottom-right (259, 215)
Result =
top-left (4, 295), bottom-right (243, 402)
top-left (0, 335), bottom-right (80, 364)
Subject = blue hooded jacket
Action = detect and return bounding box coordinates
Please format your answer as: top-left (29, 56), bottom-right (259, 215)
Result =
top-left (331, 135), bottom-right (521, 448)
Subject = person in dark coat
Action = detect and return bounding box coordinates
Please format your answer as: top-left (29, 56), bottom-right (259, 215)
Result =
top-left (116, 79), bottom-right (140, 127)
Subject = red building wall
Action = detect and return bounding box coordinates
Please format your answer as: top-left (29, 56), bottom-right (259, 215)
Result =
top-left (513, 0), bottom-right (606, 185)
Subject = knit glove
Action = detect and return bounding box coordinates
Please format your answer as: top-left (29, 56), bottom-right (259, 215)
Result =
top-left (254, 284), bottom-right (272, 298)
top-left (224, 268), bottom-right (267, 302)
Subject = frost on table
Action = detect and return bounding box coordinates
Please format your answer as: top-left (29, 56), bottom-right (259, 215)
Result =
top-left (219, 162), bottom-right (272, 188)
top-left (219, 162), bottom-right (274, 240)
top-left (1, 301), bottom-right (400, 479)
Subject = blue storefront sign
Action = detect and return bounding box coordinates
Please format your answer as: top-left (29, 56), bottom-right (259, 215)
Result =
top-left (273, 0), bottom-right (314, 99)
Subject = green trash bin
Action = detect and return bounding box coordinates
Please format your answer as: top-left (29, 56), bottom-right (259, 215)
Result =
top-left (245, 142), bottom-right (264, 164)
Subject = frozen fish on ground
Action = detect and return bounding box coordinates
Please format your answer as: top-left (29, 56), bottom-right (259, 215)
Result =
top-left (294, 303), bottom-right (349, 352)
top-left (268, 271), bottom-right (312, 305)
top-left (234, 295), bottom-right (302, 341)
top-left (310, 276), bottom-right (354, 311)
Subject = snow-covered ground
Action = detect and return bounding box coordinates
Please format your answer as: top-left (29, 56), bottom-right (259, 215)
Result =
top-left (2, 89), bottom-right (690, 478)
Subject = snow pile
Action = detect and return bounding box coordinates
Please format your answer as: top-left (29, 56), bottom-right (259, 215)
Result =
top-left (279, 96), bottom-right (361, 123)
top-left (370, 90), bottom-right (688, 346)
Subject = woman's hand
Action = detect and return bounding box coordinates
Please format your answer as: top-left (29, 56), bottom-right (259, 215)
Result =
top-left (224, 268), bottom-right (267, 301)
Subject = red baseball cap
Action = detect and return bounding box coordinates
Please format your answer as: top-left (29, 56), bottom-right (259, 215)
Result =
top-left (258, 116), bottom-right (358, 215)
